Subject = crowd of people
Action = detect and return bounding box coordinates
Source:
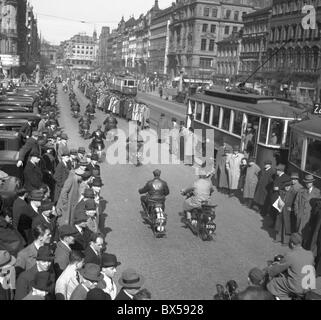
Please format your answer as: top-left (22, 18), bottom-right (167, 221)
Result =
top-left (0, 77), bottom-right (151, 300)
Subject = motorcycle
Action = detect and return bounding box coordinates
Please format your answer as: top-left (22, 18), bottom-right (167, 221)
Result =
top-left (181, 191), bottom-right (216, 241)
top-left (72, 110), bottom-right (79, 118)
top-left (141, 199), bottom-right (167, 238)
top-left (91, 141), bottom-right (106, 163)
top-left (81, 128), bottom-right (91, 140)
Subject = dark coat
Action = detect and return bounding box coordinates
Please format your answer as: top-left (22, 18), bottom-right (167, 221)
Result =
top-left (271, 173), bottom-right (291, 204)
top-left (53, 161), bottom-right (70, 202)
top-left (71, 227), bottom-right (92, 251)
top-left (69, 284), bottom-right (88, 300)
top-left (254, 167), bottom-right (275, 206)
top-left (18, 138), bottom-right (41, 163)
top-left (31, 214), bottom-right (57, 241)
top-left (310, 201), bottom-right (321, 276)
top-left (84, 245), bottom-right (102, 265)
top-left (115, 288), bottom-right (133, 300)
top-left (18, 122), bottom-right (32, 140)
top-left (54, 241), bottom-right (71, 277)
top-left (23, 161), bottom-right (43, 192)
top-left (15, 265), bottom-right (38, 300)
top-left (73, 199), bottom-right (86, 222)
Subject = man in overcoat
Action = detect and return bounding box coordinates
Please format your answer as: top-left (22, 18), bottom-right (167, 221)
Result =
top-left (17, 131), bottom-right (41, 168)
top-left (294, 174), bottom-right (321, 249)
top-left (243, 157), bottom-right (261, 208)
top-left (53, 152), bottom-right (70, 202)
top-left (215, 140), bottom-right (231, 194)
top-left (23, 152), bottom-right (43, 192)
top-left (56, 168), bottom-right (85, 226)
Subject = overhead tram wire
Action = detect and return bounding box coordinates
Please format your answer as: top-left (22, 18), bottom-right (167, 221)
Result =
top-left (36, 13), bottom-right (118, 24)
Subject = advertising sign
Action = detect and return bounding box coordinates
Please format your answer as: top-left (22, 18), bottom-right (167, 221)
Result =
top-left (0, 55), bottom-right (20, 67)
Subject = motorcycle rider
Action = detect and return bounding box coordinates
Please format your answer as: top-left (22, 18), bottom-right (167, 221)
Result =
top-left (181, 170), bottom-right (214, 225)
top-left (71, 101), bottom-right (80, 116)
top-left (85, 102), bottom-right (95, 117)
top-left (103, 111), bottom-right (118, 133)
top-left (89, 125), bottom-right (106, 153)
top-left (265, 233), bottom-right (315, 300)
top-left (138, 169), bottom-right (170, 213)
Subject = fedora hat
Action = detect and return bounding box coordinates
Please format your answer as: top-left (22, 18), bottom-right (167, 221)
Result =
top-left (70, 149), bottom-right (78, 155)
top-left (78, 147), bottom-right (86, 154)
top-left (60, 133), bottom-right (69, 140)
top-left (264, 159), bottom-right (272, 165)
top-left (28, 190), bottom-right (44, 201)
top-left (84, 188), bottom-right (95, 199)
top-left (79, 263), bottom-right (103, 282)
top-left (233, 145), bottom-right (240, 151)
top-left (30, 151), bottom-right (41, 158)
top-left (303, 174), bottom-right (315, 183)
top-left (92, 177), bottom-right (103, 187)
top-left (30, 271), bottom-right (52, 292)
top-left (85, 199), bottom-right (96, 211)
top-left (276, 164), bottom-right (286, 171)
top-left (36, 245), bottom-right (54, 262)
top-left (118, 268), bottom-right (145, 288)
top-left (290, 172), bottom-right (300, 180)
top-left (59, 225), bottom-right (78, 238)
top-left (74, 210), bottom-right (88, 224)
top-left (0, 250), bottom-right (16, 268)
top-left (101, 253), bottom-right (121, 268)
top-left (86, 288), bottom-right (111, 300)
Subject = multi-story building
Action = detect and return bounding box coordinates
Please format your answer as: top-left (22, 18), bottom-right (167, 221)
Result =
top-left (106, 30), bottom-right (115, 70)
top-left (167, 0), bottom-right (262, 79)
top-left (98, 26), bottom-right (110, 70)
top-left (40, 40), bottom-right (58, 67)
top-left (216, 30), bottom-right (242, 81)
top-left (264, 0), bottom-right (321, 104)
top-left (239, 6), bottom-right (271, 83)
top-left (149, 3), bottom-right (173, 75)
top-left (135, 15), bottom-right (148, 74)
top-left (64, 32), bottom-right (98, 71)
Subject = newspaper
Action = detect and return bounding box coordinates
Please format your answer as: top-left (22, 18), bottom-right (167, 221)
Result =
top-left (272, 196), bottom-right (285, 213)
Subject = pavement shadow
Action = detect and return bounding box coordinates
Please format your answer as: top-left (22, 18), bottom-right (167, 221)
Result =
top-left (260, 214), bottom-right (275, 239)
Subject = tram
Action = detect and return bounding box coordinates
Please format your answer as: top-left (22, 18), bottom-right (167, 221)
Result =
top-left (109, 74), bottom-right (137, 96)
top-left (288, 117), bottom-right (321, 188)
top-left (186, 89), bottom-right (302, 168)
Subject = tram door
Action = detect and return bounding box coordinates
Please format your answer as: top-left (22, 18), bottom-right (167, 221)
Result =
top-left (246, 115), bottom-right (260, 159)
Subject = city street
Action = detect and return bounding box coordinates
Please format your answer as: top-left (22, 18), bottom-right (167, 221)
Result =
top-left (57, 83), bottom-right (285, 300)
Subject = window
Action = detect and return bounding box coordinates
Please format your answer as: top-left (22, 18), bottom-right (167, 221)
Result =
top-left (232, 26), bottom-right (238, 33)
top-left (211, 105), bottom-right (220, 127)
top-left (128, 80), bottom-right (135, 86)
top-left (269, 119), bottom-right (284, 145)
top-left (225, 9), bottom-right (231, 19)
top-left (305, 138), bottom-right (321, 177)
top-left (209, 40), bottom-right (215, 51)
top-left (211, 24), bottom-right (216, 33)
top-left (195, 102), bottom-right (202, 121)
top-left (234, 11), bottom-right (239, 21)
top-left (200, 57), bottom-right (212, 68)
top-left (201, 39), bottom-right (207, 50)
top-left (202, 24), bottom-right (208, 32)
top-left (224, 26), bottom-right (230, 35)
top-left (259, 117), bottom-right (268, 144)
top-left (204, 104), bottom-right (211, 124)
top-left (212, 7), bottom-right (218, 17)
top-left (222, 108), bottom-right (231, 131)
top-left (289, 131), bottom-right (304, 168)
top-left (232, 110), bottom-right (243, 136)
top-left (204, 7), bottom-right (210, 16)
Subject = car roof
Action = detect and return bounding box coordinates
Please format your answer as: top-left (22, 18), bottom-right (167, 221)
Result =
top-left (0, 118), bottom-right (28, 125)
top-left (0, 106), bottom-right (30, 112)
top-left (0, 150), bottom-right (19, 164)
top-left (0, 113), bottom-right (40, 120)
top-left (0, 101), bottom-right (32, 106)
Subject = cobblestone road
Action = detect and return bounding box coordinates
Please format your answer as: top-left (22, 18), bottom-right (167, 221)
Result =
top-left (57, 83), bottom-right (285, 300)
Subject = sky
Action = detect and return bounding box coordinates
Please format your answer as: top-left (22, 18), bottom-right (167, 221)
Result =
top-left (29, 0), bottom-right (174, 45)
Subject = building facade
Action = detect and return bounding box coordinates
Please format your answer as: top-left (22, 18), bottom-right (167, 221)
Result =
top-left (239, 6), bottom-right (271, 83)
top-left (40, 40), bottom-right (58, 68)
top-left (264, 0), bottom-right (321, 104)
top-left (216, 30), bottom-right (242, 81)
top-left (167, 0), bottom-right (261, 79)
top-left (64, 32), bottom-right (98, 71)
top-left (98, 26), bottom-right (110, 70)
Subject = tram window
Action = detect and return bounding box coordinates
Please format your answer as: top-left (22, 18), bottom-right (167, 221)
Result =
top-left (259, 117), bottom-right (268, 144)
top-left (190, 100), bottom-right (196, 115)
top-left (195, 102), bottom-right (202, 121)
top-left (128, 80), bottom-right (135, 86)
top-left (211, 105), bottom-right (220, 127)
top-left (305, 138), bottom-right (321, 177)
top-left (124, 80), bottom-right (127, 86)
top-left (289, 131), bottom-right (304, 168)
top-left (222, 108), bottom-right (231, 131)
top-left (268, 119), bottom-right (284, 145)
top-left (204, 104), bottom-right (211, 124)
top-left (232, 110), bottom-right (243, 136)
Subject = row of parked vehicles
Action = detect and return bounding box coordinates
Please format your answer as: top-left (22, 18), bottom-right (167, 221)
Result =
top-left (0, 83), bottom-right (42, 212)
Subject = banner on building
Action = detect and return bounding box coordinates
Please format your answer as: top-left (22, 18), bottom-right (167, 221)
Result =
top-left (0, 55), bottom-right (20, 67)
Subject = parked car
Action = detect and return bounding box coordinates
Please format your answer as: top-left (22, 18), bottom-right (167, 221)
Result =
top-left (0, 118), bottom-right (36, 132)
top-left (0, 106), bottom-right (30, 113)
top-left (0, 101), bottom-right (34, 112)
top-left (0, 130), bottom-right (21, 151)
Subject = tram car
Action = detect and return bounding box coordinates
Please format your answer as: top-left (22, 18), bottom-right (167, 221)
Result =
top-left (109, 74), bottom-right (137, 96)
top-left (186, 89), bottom-right (302, 169)
top-left (288, 117), bottom-right (321, 188)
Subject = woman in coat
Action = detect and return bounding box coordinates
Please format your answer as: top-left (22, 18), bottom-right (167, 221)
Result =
top-left (238, 158), bottom-right (248, 194)
top-left (243, 158), bottom-right (261, 208)
top-left (215, 145), bottom-right (231, 194)
top-left (226, 146), bottom-right (244, 197)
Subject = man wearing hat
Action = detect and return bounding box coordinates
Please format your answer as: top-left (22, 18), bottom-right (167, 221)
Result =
top-left (70, 263), bottom-right (103, 300)
top-left (138, 169), bottom-right (170, 212)
top-left (31, 202), bottom-right (57, 240)
top-left (23, 151), bottom-right (43, 192)
top-left (56, 167), bottom-right (85, 227)
top-left (53, 151), bottom-right (70, 202)
top-left (18, 120), bottom-right (33, 145)
top-left (71, 211), bottom-right (93, 252)
top-left (57, 133), bottom-right (69, 162)
top-left (99, 253), bottom-right (121, 300)
top-left (271, 164), bottom-right (290, 208)
top-left (84, 199), bottom-right (99, 233)
top-left (115, 268), bottom-right (145, 300)
top-left (17, 131), bottom-right (41, 168)
top-left (243, 157), bottom-right (261, 208)
top-left (77, 147), bottom-right (86, 162)
top-left (248, 267), bottom-right (265, 288)
top-left (266, 233), bottom-right (315, 300)
top-left (15, 244), bottom-right (55, 300)
top-left (54, 225), bottom-right (78, 277)
top-left (70, 149), bottom-right (79, 169)
top-left (37, 115), bottom-right (49, 134)
top-left (274, 180), bottom-right (293, 245)
top-left (253, 160), bottom-right (276, 215)
top-left (89, 125), bottom-right (106, 154)
top-left (0, 250), bottom-right (16, 300)
top-left (294, 174), bottom-right (321, 248)
top-left (226, 145), bottom-right (244, 197)
top-left (78, 169), bottom-right (93, 198)
top-left (87, 153), bottom-right (100, 177)
top-left (84, 232), bottom-right (104, 265)
top-left (23, 271), bottom-right (53, 300)
top-left (73, 188), bottom-right (95, 224)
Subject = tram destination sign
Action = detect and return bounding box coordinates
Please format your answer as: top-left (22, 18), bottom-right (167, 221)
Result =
top-left (312, 103), bottom-right (321, 115)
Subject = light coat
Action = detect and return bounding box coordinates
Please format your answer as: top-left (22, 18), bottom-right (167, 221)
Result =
top-left (243, 163), bottom-right (261, 199)
top-left (226, 152), bottom-right (244, 190)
